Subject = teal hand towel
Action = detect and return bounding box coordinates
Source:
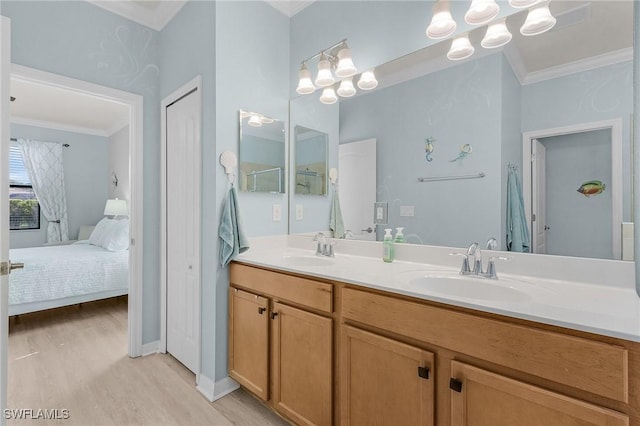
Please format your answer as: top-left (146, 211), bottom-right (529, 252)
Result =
top-left (219, 186), bottom-right (250, 267)
top-left (506, 168), bottom-right (530, 253)
top-left (330, 190), bottom-right (345, 239)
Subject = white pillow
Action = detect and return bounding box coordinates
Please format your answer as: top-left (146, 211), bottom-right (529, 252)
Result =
top-left (88, 218), bottom-right (114, 247)
top-left (102, 218), bottom-right (130, 252)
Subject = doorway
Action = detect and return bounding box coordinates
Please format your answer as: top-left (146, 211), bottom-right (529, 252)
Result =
top-left (160, 76), bottom-right (202, 376)
top-left (522, 119), bottom-right (623, 259)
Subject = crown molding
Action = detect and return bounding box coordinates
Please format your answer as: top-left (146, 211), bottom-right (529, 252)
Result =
top-left (87, 1), bottom-right (187, 31)
top-left (11, 116), bottom-right (110, 138)
top-left (265, 0), bottom-right (315, 17)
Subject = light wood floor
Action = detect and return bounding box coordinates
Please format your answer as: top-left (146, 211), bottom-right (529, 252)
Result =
top-left (8, 298), bottom-right (290, 426)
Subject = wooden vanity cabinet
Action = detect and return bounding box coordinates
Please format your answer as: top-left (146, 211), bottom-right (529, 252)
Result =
top-left (341, 325), bottom-right (434, 426)
top-left (229, 263), bottom-right (333, 426)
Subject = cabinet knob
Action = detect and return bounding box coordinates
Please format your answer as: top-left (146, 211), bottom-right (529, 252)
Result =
top-left (258, 307), bottom-right (266, 315)
top-left (270, 312), bottom-right (279, 320)
top-left (449, 378), bottom-right (463, 393)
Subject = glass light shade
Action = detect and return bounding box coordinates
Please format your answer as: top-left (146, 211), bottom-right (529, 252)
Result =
top-left (315, 58), bottom-right (335, 87)
top-left (509, 0), bottom-right (540, 8)
top-left (248, 114), bottom-right (262, 127)
top-left (447, 35), bottom-right (475, 61)
top-left (520, 3), bottom-right (556, 36)
top-left (260, 116), bottom-right (274, 124)
top-left (296, 65), bottom-right (315, 95)
top-left (319, 87), bottom-right (338, 105)
top-left (464, 0), bottom-right (500, 25)
top-left (104, 198), bottom-right (128, 216)
top-left (357, 70), bottom-right (378, 90)
top-left (481, 19), bottom-right (512, 48)
top-left (337, 78), bottom-right (356, 98)
top-left (426, 0), bottom-right (457, 39)
top-left (335, 48), bottom-right (357, 78)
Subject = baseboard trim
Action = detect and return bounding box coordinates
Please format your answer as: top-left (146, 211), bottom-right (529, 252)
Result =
top-left (196, 374), bottom-right (240, 402)
top-left (141, 340), bottom-right (160, 356)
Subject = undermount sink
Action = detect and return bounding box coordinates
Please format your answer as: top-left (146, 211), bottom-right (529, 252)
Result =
top-left (406, 275), bottom-right (531, 303)
top-left (282, 255), bottom-right (334, 267)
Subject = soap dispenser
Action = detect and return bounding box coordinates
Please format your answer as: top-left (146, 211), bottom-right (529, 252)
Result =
top-left (394, 227), bottom-right (405, 244)
top-left (383, 228), bottom-right (394, 263)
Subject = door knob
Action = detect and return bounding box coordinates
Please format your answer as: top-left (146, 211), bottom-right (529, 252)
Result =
top-left (361, 227), bottom-right (373, 233)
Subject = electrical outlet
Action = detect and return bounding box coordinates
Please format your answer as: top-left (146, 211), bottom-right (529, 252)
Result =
top-left (296, 204), bottom-right (304, 221)
top-left (272, 204), bottom-right (282, 222)
top-left (400, 205), bottom-right (415, 217)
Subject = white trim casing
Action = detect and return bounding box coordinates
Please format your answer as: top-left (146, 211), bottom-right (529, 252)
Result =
top-left (160, 75), bottom-right (203, 378)
top-left (9, 64), bottom-right (145, 358)
top-left (522, 118), bottom-right (624, 259)
top-left (196, 374), bottom-right (239, 402)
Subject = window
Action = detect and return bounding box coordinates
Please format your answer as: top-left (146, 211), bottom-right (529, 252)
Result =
top-left (10, 145), bottom-right (40, 230)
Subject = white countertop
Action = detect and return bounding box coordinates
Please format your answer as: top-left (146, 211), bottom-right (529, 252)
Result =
top-left (235, 235), bottom-right (640, 342)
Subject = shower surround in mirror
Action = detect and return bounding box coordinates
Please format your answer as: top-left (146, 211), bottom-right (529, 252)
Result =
top-left (339, 52), bottom-right (632, 258)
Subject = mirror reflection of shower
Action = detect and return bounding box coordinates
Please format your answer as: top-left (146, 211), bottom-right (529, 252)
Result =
top-left (294, 125), bottom-right (328, 196)
top-left (238, 109), bottom-right (286, 194)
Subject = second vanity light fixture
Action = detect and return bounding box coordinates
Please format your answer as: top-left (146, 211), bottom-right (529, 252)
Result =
top-left (426, 0), bottom-right (557, 62)
top-left (296, 39), bottom-right (378, 105)
top-left (240, 110), bottom-right (274, 128)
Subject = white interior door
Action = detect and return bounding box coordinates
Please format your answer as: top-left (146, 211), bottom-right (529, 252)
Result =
top-left (338, 139), bottom-right (376, 241)
top-left (0, 15), bottom-right (10, 421)
top-left (165, 86), bottom-right (201, 374)
top-left (532, 139), bottom-right (547, 254)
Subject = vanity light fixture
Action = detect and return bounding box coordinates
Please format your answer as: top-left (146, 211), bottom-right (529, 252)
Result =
top-left (248, 114), bottom-right (263, 127)
top-left (297, 39), bottom-right (368, 104)
top-left (240, 110), bottom-right (275, 128)
top-left (509, 0), bottom-right (541, 9)
top-left (357, 70), bottom-right (378, 90)
top-left (464, 0), bottom-right (500, 26)
top-left (319, 86), bottom-right (338, 105)
top-left (520, 2), bottom-right (556, 36)
top-left (447, 34), bottom-right (475, 61)
top-left (426, 0), bottom-right (457, 40)
top-left (481, 18), bottom-right (512, 48)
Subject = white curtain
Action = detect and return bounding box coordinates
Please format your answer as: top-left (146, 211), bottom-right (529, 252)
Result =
top-left (18, 139), bottom-right (69, 243)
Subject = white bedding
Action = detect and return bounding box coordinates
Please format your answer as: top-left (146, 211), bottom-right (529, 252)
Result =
top-left (9, 242), bottom-right (128, 311)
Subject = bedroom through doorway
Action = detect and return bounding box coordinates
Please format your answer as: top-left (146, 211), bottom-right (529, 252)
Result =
top-left (5, 65), bottom-right (144, 407)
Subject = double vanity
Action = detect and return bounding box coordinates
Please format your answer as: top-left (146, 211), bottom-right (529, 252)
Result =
top-left (228, 235), bottom-right (640, 425)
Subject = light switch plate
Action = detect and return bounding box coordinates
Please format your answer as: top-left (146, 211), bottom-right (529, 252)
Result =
top-left (272, 204), bottom-right (282, 222)
top-left (296, 204), bottom-right (304, 221)
top-left (373, 202), bottom-right (388, 225)
top-left (400, 205), bottom-right (415, 217)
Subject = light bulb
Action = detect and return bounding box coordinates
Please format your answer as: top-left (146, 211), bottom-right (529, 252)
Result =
top-left (447, 35), bottom-right (475, 61)
top-left (465, 0), bottom-right (500, 25)
top-left (481, 19), bottom-right (512, 49)
top-left (426, 0), bottom-right (457, 40)
top-left (319, 87), bottom-right (338, 104)
top-left (357, 70), bottom-right (378, 90)
top-left (337, 78), bottom-right (356, 97)
top-left (315, 57), bottom-right (335, 87)
top-left (520, 2), bottom-right (556, 36)
top-left (335, 47), bottom-right (357, 78)
top-left (296, 63), bottom-right (315, 95)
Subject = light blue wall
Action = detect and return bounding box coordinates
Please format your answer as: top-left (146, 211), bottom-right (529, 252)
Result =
top-left (540, 130), bottom-right (612, 258)
top-left (241, 135), bottom-right (285, 166)
top-left (215, 0), bottom-right (290, 381)
top-left (1, 1), bottom-right (161, 343)
top-left (9, 123), bottom-right (109, 249)
top-left (340, 53), bottom-right (504, 247)
top-left (521, 61), bottom-right (633, 221)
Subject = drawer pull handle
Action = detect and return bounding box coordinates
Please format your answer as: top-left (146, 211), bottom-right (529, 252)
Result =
top-left (417, 366), bottom-right (430, 379)
top-left (271, 312), bottom-right (279, 320)
top-left (258, 307), bottom-right (266, 315)
top-left (449, 378), bottom-right (463, 393)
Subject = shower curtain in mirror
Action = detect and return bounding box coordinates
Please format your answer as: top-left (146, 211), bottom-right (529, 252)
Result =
top-left (18, 139), bottom-right (69, 243)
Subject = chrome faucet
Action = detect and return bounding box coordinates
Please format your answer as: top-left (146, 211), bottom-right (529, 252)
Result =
top-left (453, 241), bottom-right (510, 279)
top-left (313, 232), bottom-right (334, 257)
top-left (467, 242), bottom-right (483, 275)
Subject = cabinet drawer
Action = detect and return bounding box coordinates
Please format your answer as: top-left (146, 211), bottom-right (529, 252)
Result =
top-left (230, 263), bottom-right (333, 313)
top-left (342, 287), bottom-right (629, 403)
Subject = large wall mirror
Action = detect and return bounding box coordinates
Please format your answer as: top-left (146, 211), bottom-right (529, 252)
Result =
top-left (239, 109), bottom-right (286, 194)
top-left (294, 125), bottom-right (328, 196)
top-left (289, 1), bottom-right (633, 261)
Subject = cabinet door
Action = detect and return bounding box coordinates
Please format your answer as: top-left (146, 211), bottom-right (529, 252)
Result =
top-left (342, 325), bottom-right (434, 426)
top-left (271, 302), bottom-right (332, 426)
top-left (228, 288), bottom-right (269, 401)
top-left (450, 361), bottom-right (629, 426)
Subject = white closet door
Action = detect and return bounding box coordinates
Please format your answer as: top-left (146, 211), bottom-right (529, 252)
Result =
top-left (166, 87), bottom-right (201, 374)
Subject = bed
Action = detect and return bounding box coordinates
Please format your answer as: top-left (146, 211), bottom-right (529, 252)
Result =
top-left (8, 241), bottom-right (129, 316)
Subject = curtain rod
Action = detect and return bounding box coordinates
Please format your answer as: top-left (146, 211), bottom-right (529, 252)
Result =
top-left (10, 138), bottom-right (70, 147)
